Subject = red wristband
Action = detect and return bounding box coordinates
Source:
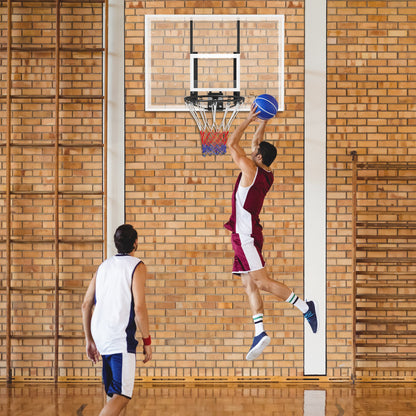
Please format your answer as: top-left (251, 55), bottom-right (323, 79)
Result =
top-left (142, 335), bottom-right (151, 346)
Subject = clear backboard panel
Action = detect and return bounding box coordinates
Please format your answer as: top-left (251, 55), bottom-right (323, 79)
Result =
top-left (145, 15), bottom-right (284, 112)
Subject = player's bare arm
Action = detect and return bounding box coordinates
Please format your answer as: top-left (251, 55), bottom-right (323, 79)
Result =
top-left (251, 118), bottom-right (268, 152)
top-left (227, 104), bottom-right (260, 186)
top-left (132, 261), bottom-right (152, 363)
top-left (81, 273), bottom-right (100, 364)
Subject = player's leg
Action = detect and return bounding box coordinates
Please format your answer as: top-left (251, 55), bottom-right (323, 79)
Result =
top-left (100, 353), bottom-right (135, 416)
top-left (249, 267), bottom-right (318, 333)
top-left (249, 267), bottom-right (291, 300)
top-left (99, 395), bottom-right (129, 416)
top-left (240, 272), bottom-right (263, 315)
top-left (240, 272), bottom-right (271, 360)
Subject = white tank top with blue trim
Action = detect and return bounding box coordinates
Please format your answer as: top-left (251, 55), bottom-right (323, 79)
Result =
top-left (91, 254), bottom-right (141, 355)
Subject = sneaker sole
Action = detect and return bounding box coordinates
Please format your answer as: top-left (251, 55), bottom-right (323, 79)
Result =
top-left (245, 335), bottom-right (271, 361)
top-left (307, 300), bottom-right (319, 333)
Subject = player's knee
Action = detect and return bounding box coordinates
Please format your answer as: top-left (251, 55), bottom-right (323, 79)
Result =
top-left (106, 394), bottom-right (129, 413)
top-left (241, 275), bottom-right (256, 293)
top-left (252, 275), bottom-right (270, 292)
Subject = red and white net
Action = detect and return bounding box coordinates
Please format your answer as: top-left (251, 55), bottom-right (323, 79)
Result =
top-left (185, 94), bottom-right (244, 156)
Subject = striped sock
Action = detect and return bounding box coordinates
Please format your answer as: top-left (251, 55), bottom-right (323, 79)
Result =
top-left (285, 292), bottom-right (308, 314)
top-left (253, 313), bottom-right (265, 336)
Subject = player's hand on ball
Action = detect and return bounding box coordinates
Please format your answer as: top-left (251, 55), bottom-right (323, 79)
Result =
top-left (247, 103), bottom-right (261, 123)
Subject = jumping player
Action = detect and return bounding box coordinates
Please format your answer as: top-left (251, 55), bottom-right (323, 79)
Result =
top-left (82, 224), bottom-right (152, 415)
top-left (225, 104), bottom-right (317, 361)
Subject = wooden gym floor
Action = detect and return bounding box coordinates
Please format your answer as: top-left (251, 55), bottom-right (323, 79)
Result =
top-left (1, 382), bottom-right (416, 415)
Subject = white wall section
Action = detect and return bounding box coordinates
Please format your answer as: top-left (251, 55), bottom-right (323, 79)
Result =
top-left (304, 0), bottom-right (327, 375)
top-left (106, 0), bottom-right (125, 257)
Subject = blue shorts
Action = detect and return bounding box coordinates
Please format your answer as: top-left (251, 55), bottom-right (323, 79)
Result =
top-left (102, 352), bottom-right (136, 399)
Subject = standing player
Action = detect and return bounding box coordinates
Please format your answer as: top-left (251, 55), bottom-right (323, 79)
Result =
top-left (82, 224), bottom-right (152, 416)
top-left (225, 105), bottom-right (318, 361)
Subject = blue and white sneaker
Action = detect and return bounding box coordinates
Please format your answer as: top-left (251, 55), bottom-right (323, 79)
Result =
top-left (304, 301), bottom-right (318, 333)
top-left (245, 331), bottom-right (271, 361)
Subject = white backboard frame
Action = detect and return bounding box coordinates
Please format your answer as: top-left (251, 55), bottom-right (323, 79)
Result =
top-left (145, 14), bottom-right (285, 112)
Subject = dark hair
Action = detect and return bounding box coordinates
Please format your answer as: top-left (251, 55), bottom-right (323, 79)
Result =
top-left (258, 141), bottom-right (277, 167)
top-left (114, 224), bottom-right (138, 254)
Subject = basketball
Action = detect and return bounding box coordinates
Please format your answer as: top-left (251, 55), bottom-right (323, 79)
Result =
top-left (253, 94), bottom-right (278, 120)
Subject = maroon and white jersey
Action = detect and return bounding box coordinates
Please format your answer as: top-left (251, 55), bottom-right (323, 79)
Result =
top-left (224, 167), bottom-right (274, 243)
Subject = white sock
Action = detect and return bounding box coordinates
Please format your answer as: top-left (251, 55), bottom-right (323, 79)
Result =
top-left (253, 313), bottom-right (265, 336)
top-left (286, 292), bottom-right (309, 314)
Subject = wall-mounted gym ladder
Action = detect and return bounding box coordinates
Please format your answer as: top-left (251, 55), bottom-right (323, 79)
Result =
top-left (1, 0), bottom-right (108, 383)
top-left (352, 153), bottom-right (416, 381)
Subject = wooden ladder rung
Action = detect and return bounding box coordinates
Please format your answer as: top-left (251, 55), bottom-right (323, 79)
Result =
top-left (10, 237), bottom-right (54, 243)
top-left (356, 271), bottom-right (416, 276)
top-left (356, 342), bottom-right (416, 347)
top-left (357, 162), bottom-right (416, 169)
top-left (357, 210), bottom-right (416, 215)
top-left (6, 46), bottom-right (104, 53)
top-left (356, 258), bottom-right (416, 263)
top-left (60, 47), bottom-right (105, 53)
top-left (59, 142), bottom-right (104, 148)
top-left (357, 319), bottom-right (416, 324)
top-left (357, 283), bottom-right (416, 288)
top-left (356, 306), bottom-right (416, 311)
top-left (356, 366), bottom-right (416, 371)
top-left (59, 333), bottom-right (84, 339)
top-left (357, 247), bottom-right (416, 251)
top-left (9, 237), bottom-right (103, 244)
top-left (357, 176), bottom-right (416, 181)
top-left (59, 191), bottom-right (104, 196)
top-left (356, 222), bottom-right (416, 229)
top-left (11, 47), bottom-right (55, 52)
top-left (7, 0), bottom-right (105, 3)
top-left (10, 190), bottom-right (55, 195)
top-left (10, 95), bottom-right (55, 100)
top-left (357, 235), bottom-right (416, 240)
top-left (60, 238), bottom-right (103, 243)
top-left (3, 141), bottom-right (104, 148)
top-left (356, 354), bottom-right (416, 361)
top-left (10, 333), bottom-right (54, 339)
top-left (8, 190), bottom-right (104, 196)
top-left (60, 95), bottom-right (104, 100)
top-left (7, 286), bottom-right (86, 293)
top-left (357, 330), bottom-right (416, 335)
top-left (60, 0), bottom-right (106, 3)
top-left (356, 243), bottom-right (416, 251)
top-left (356, 294), bottom-right (416, 300)
top-left (8, 332), bottom-right (85, 339)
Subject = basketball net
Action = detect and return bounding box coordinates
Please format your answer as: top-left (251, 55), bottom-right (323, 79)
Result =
top-left (185, 94), bottom-right (244, 156)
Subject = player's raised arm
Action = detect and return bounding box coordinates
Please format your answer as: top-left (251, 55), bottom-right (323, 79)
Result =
top-left (251, 118), bottom-right (268, 152)
top-left (227, 104), bottom-right (260, 175)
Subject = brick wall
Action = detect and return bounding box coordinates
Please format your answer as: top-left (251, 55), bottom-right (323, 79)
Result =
top-left (126, 1), bottom-right (306, 379)
top-left (1, 0), bottom-right (415, 381)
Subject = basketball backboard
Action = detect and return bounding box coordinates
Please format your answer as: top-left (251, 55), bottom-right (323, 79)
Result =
top-left (145, 15), bottom-right (284, 112)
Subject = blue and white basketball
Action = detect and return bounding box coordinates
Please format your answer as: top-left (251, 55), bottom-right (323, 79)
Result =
top-left (253, 94), bottom-right (278, 120)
